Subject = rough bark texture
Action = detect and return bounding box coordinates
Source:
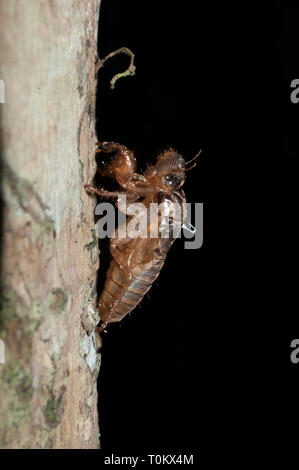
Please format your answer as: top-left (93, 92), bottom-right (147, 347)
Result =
top-left (0, 0), bottom-right (102, 449)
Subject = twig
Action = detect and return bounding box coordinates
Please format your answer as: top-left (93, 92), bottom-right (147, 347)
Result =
top-left (96, 47), bottom-right (136, 89)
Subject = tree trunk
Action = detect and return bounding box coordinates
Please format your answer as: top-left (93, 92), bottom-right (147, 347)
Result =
top-left (0, 0), bottom-right (102, 449)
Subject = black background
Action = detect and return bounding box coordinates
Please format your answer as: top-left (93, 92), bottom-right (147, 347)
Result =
top-left (93, 0), bottom-right (298, 459)
top-left (276, 1), bottom-right (299, 459)
top-left (96, 0), bottom-right (212, 454)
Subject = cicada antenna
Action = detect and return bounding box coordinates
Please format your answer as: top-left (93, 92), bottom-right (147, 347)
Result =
top-left (185, 149), bottom-right (202, 171)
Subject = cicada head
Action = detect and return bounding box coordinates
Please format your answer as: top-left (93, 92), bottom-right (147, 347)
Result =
top-left (144, 149), bottom-right (186, 192)
top-left (145, 148), bottom-right (202, 192)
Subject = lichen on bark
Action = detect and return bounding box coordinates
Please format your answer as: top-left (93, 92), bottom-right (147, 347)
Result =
top-left (0, 0), bottom-right (102, 449)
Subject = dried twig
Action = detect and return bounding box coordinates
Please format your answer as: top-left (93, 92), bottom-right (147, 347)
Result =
top-left (96, 47), bottom-right (136, 89)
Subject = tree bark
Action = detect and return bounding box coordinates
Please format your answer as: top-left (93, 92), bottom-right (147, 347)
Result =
top-left (0, 0), bottom-right (102, 449)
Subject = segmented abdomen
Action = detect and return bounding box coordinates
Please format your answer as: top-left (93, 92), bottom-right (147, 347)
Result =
top-left (98, 254), bottom-right (166, 328)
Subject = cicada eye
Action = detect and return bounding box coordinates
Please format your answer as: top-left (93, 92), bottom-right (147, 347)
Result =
top-left (163, 173), bottom-right (182, 187)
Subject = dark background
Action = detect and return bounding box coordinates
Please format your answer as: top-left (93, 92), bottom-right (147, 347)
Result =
top-left (276, 1), bottom-right (299, 458)
top-left (93, 0), bottom-right (298, 458)
top-left (96, 0), bottom-right (211, 454)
